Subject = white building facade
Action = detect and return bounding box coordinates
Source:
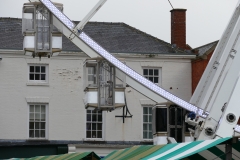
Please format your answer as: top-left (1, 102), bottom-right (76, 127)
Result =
top-left (0, 17), bottom-right (195, 157)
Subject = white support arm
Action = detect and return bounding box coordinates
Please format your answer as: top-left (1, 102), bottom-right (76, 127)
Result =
top-left (190, 0), bottom-right (240, 112)
top-left (192, 1), bottom-right (240, 140)
top-left (39, 0), bottom-right (207, 117)
top-left (39, 0), bottom-right (240, 140)
top-left (75, 0), bottom-right (107, 30)
top-left (215, 75), bottom-right (240, 138)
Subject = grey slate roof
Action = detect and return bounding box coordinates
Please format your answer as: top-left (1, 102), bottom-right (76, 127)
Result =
top-left (194, 40), bottom-right (218, 57)
top-left (0, 17), bottom-right (193, 55)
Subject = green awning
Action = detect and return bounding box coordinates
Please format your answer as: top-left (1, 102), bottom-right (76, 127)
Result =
top-left (11, 152), bottom-right (100, 160)
top-left (102, 137), bottom-right (233, 160)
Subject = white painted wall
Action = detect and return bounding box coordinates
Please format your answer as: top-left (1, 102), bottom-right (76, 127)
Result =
top-left (0, 52), bottom-right (192, 144)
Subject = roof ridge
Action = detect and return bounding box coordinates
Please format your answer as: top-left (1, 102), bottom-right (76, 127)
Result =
top-left (88, 21), bottom-right (123, 25)
top-left (73, 21), bottom-right (124, 25)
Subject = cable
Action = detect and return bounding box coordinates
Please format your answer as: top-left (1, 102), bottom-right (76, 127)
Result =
top-left (168, 0), bottom-right (174, 9)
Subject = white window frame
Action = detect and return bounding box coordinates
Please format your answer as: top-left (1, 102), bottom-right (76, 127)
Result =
top-left (87, 67), bottom-right (96, 85)
top-left (143, 106), bottom-right (153, 140)
top-left (28, 103), bottom-right (48, 140)
top-left (85, 110), bottom-right (104, 140)
top-left (143, 68), bottom-right (162, 86)
top-left (27, 64), bottom-right (49, 85)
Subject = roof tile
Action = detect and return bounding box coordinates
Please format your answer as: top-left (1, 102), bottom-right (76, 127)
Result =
top-left (0, 18), bottom-right (193, 55)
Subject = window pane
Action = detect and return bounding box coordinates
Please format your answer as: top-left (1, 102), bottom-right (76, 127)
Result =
top-left (30, 113), bottom-right (34, 121)
top-left (149, 132), bottom-right (153, 139)
top-left (98, 115), bottom-right (102, 121)
top-left (35, 66), bottom-right (40, 72)
top-left (149, 115), bottom-right (152, 122)
top-left (35, 74), bottom-right (40, 80)
top-left (35, 122), bottom-right (40, 129)
top-left (29, 130), bottom-right (34, 138)
top-left (143, 69), bottom-right (148, 75)
top-left (40, 130), bottom-right (45, 138)
top-left (35, 105), bottom-right (40, 112)
top-left (97, 131), bottom-right (102, 138)
top-left (30, 74), bottom-right (34, 80)
top-left (88, 75), bottom-right (94, 81)
top-left (35, 130), bottom-right (39, 137)
top-left (29, 122), bottom-right (34, 129)
top-left (86, 123), bottom-right (91, 130)
top-left (87, 110), bottom-right (91, 113)
top-left (30, 66), bottom-right (34, 72)
top-left (92, 114), bottom-right (97, 121)
top-left (143, 107), bottom-right (148, 114)
top-left (41, 74), bottom-right (46, 80)
top-left (149, 124), bottom-right (152, 131)
top-left (97, 123), bottom-right (102, 130)
top-left (154, 77), bottom-right (158, 83)
top-left (86, 131), bottom-right (91, 138)
top-left (149, 77), bottom-right (153, 82)
top-left (149, 69), bottom-right (153, 75)
top-left (92, 123), bottom-right (96, 130)
top-left (154, 69), bottom-right (159, 75)
top-left (35, 113), bottom-right (40, 121)
top-left (40, 122), bottom-right (45, 129)
top-left (30, 105), bottom-right (34, 112)
top-left (92, 131), bottom-right (96, 138)
top-left (88, 67), bottom-right (93, 74)
top-left (149, 108), bottom-right (152, 114)
top-left (41, 66), bottom-right (45, 73)
top-left (41, 114), bottom-right (45, 121)
top-left (143, 115), bottom-right (148, 122)
top-left (87, 114), bottom-right (91, 121)
top-left (143, 131), bottom-right (148, 139)
top-left (41, 106), bottom-right (45, 113)
top-left (143, 124), bottom-right (148, 130)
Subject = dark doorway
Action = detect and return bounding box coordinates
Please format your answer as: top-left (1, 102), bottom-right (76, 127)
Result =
top-left (169, 105), bottom-right (183, 142)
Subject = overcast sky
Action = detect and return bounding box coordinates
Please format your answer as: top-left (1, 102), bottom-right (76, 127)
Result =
top-left (0, 0), bottom-right (238, 48)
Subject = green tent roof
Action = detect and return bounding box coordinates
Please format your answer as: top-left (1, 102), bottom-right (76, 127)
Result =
top-left (102, 137), bottom-right (233, 160)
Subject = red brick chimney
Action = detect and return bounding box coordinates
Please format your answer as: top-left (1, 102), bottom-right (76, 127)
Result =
top-left (170, 9), bottom-right (187, 49)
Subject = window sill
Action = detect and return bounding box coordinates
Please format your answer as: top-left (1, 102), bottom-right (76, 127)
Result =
top-left (27, 138), bottom-right (48, 141)
top-left (142, 139), bottom-right (153, 142)
top-left (26, 82), bottom-right (49, 86)
top-left (84, 138), bottom-right (104, 141)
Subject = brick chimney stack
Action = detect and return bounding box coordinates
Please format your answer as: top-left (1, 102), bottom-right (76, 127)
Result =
top-left (170, 9), bottom-right (187, 49)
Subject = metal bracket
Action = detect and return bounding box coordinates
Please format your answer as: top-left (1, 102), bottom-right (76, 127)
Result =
top-left (229, 49), bottom-right (237, 59)
top-left (115, 92), bottom-right (133, 123)
top-left (231, 49), bottom-right (237, 54)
